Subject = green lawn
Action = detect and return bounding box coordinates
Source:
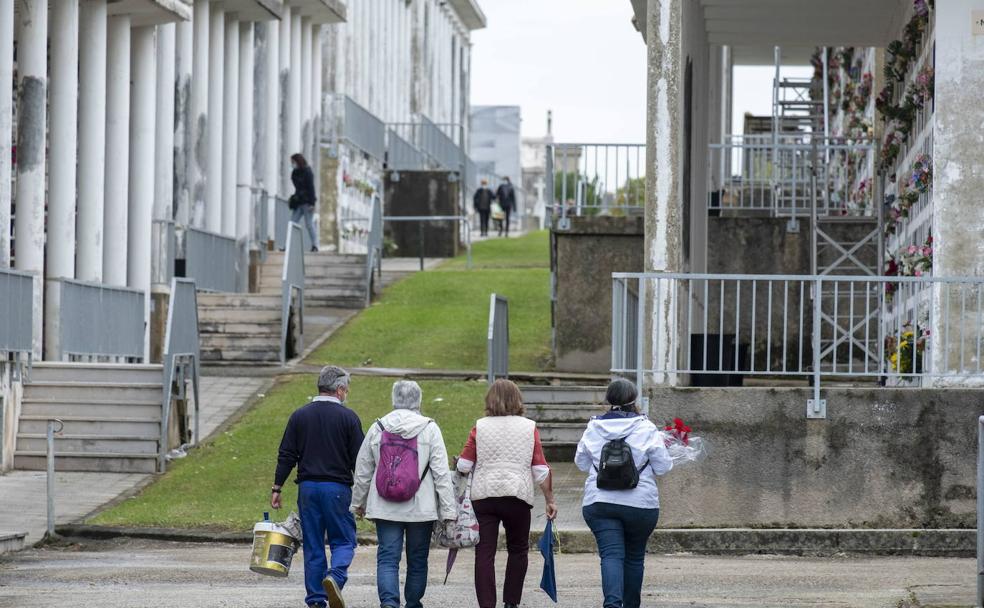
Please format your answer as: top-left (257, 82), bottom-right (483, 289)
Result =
top-left (91, 375), bottom-right (486, 531)
top-left (309, 230), bottom-right (552, 372)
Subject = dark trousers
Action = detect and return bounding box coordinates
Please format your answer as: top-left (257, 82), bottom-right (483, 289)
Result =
top-left (582, 502), bottom-right (660, 608)
top-left (298, 481), bottom-right (357, 607)
top-left (473, 496), bottom-right (532, 608)
top-left (498, 209), bottom-right (512, 236)
top-left (375, 519), bottom-right (433, 608)
top-left (478, 209), bottom-right (490, 235)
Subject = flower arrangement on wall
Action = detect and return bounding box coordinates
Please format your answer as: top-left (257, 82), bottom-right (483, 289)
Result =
top-left (341, 171), bottom-right (376, 197)
top-left (885, 323), bottom-right (929, 374)
top-left (884, 154), bottom-right (932, 234)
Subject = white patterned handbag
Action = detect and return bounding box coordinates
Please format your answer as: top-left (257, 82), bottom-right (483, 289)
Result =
top-left (433, 472), bottom-right (480, 549)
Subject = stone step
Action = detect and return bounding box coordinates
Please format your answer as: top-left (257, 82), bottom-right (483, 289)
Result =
top-left (303, 294), bottom-right (367, 309)
top-left (200, 348), bottom-right (281, 363)
top-left (265, 251), bottom-right (366, 265)
top-left (260, 264), bottom-right (365, 279)
top-left (24, 382), bottom-right (163, 403)
top-left (520, 385), bottom-right (607, 405)
top-left (199, 334), bottom-right (282, 350)
top-left (199, 320), bottom-right (281, 335)
top-left (18, 416), bottom-right (161, 436)
top-left (526, 403), bottom-right (599, 423)
top-left (197, 307), bottom-right (282, 323)
top-left (197, 293), bottom-right (282, 308)
top-left (28, 362), bottom-right (163, 384)
top-left (13, 452), bottom-right (158, 474)
top-left (16, 434), bottom-right (159, 455)
top-left (536, 422), bottom-right (589, 445)
top-left (305, 286), bottom-right (369, 298)
top-left (20, 399), bottom-right (162, 420)
top-left (0, 532), bottom-right (27, 555)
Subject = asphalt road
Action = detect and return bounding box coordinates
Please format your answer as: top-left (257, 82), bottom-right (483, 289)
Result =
top-left (0, 538), bottom-right (975, 608)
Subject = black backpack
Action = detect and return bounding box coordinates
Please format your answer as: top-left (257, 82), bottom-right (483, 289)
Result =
top-left (595, 438), bottom-right (649, 490)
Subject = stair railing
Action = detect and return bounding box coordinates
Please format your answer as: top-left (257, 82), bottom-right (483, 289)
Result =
top-left (487, 294), bottom-right (509, 384)
top-left (281, 222), bottom-right (306, 365)
top-left (0, 267), bottom-right (35, 380)
top-left (364, 193), bottom-right (383, 306)
top-left (160, 278), bottom-right (201, 473)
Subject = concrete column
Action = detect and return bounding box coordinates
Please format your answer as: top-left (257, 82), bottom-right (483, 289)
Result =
top-left (206, 4), bottom-right (224, 232)
top-left (262, 21), bottom-right (279, 237)
top-left (13, 0), bottom-right (47, 356)
top-left (77, 0), bottom-right (108, 281)
top-left (190, 0), bottom-right (210, 227)
top-left (311, 25), bottom-right (323, 172)
top-left (300, 18), bottom-right (311, 162)
top-left (0, 0), bottom-right (13, 267)
top-left (221, 15), bottom-right (239, 237)
top-left (155, 24), bottom-right (176, 224)
top-left (644, 0), bottom-right (683, 387)
top-left (174, 21), bottom-right (193, 227)
top-left (104, 15), bottom-right (131, 286)
top-left (932, 0), bottom-right (984, 383)
top-left (128, 26), bottom-right (156, 317)
top-left (288, 12), bottom-right (302, 160)
top-left (236, 21), bottom-right (253, 241)
top-left (278, 6), bottom-right (292, 196)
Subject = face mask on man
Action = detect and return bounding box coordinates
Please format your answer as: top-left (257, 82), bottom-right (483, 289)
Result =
top-left (291, 162), bottom-right (298, 170)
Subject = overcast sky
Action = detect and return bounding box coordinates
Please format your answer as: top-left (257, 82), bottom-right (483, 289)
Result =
top-left (469, 1), bottom-right (812, 142)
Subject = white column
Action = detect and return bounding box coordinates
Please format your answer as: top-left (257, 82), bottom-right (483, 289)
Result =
top-left (236, 21), bottom-right (253, 241)
top-left (300, 19), bottom-right (312, 163)
top-left (206, 4), bottom-right (224, 232)
top-left (222, 15), bottom-right (239, 237)
top-left (263, 21), bottom-right (279, 237)
top-left (288, 12), bottom-right (302, 160)
top-left (174, 21), bottom-right (193, 227)
top-left (13, 0), bottom-right (47, 356)
top-left (311, 24), bottom-right (323, 172)
top-left (77, 0), bottom-right (108, 281)
top-left (104, 15), bottom-right (131, 285)
top-left (279, 6), bottom-right (291, 196)
top-left (128, 26), bottom-right (156, 317)
top-left (190, 0), bottom-right (210, 227)
top-left (0, 0), bottom-right (13, 267)
top-left (155, 24), bottom-right (176, 223)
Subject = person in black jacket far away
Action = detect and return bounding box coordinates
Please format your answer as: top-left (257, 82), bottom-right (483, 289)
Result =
top-left (495, 176), bottom-right (517, 237)
top-left (473, 179), bottom-right (495, 237)
top-left (289, 153), bottom-right (319, 252)
top-left (272, 365), bottom-right (365, 608)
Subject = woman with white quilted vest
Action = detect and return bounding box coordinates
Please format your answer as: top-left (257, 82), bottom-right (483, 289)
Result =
top-left (456, 379), bottom-right (557, 608)
top-left (575, 378), bottom-right (673, 608)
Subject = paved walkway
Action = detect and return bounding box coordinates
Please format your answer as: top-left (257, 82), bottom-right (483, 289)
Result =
top-left (0, 538), bottom-right (975, 607)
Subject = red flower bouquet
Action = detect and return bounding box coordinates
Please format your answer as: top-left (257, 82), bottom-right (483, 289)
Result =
top-left (662, 418), bottom-right (708, 467)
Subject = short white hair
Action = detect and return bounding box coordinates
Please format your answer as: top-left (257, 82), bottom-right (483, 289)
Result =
top-left (392, 380), bottom-right (422, 411)
top-left (318, 365), bottom-right (350, 394)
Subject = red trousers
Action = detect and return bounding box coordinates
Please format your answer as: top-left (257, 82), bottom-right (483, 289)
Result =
top-left (472, 496), bottom-right (533, 608)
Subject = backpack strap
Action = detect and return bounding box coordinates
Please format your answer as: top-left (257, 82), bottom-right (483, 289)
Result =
top-left (419, 420), bottom-right (433, 482)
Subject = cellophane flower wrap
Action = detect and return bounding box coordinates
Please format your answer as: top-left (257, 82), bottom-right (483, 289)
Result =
top-left (662, 418), bottom-right (708, 467)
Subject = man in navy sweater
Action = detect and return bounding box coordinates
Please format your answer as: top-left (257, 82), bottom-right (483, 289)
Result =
top-left (273, 365), bottom-right (365, 608)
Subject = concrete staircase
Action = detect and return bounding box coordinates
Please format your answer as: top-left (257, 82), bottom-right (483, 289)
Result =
top-left (198, 292), bottom-right (285, 364)
top-left (14, 363), bottom-right (164, 474)
top-left (522, 385), bottom-right (607, 461)
top-left (261, 251), bottom-right (370, 309)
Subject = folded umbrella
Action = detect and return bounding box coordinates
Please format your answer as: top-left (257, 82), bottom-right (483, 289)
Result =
top-left (538, 520), bottom-right (558, 602)
top-left (444, 548), bottom-right (457, 585)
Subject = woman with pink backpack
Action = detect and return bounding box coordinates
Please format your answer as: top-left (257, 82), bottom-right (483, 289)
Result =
top-left (351, 380), bottom-right (457, 608)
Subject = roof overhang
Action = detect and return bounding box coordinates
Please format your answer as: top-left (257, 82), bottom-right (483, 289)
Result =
top-left (449, 0), bottom-right (487, 31)
top-left (222, 0), bottom-right (284, 21)
top-left (108, 0), bottom-right (192, 26)
top-left (287, 0), bottom-right (346, 24)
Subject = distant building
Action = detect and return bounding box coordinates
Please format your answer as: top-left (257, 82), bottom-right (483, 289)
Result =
top-left (469, 105), bottom-right (523, 215)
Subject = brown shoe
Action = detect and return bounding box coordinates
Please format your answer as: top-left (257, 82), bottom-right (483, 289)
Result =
top-left (322, 577), bottom-right (346, 608)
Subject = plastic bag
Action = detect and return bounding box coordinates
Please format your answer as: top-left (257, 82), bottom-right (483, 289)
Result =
top-left (662, 418), bottom-right (708, 467)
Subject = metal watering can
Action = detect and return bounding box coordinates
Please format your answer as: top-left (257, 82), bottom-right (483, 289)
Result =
top-left (250, 512), bottom-right (302, 578)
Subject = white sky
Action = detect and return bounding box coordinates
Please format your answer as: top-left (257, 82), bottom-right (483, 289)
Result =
top-left (470, 1), bottom-right (813, 142)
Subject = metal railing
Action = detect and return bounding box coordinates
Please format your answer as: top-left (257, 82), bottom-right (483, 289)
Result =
top-left (388, 119), bottom-right (466, 173)
top-left (160, 277), bottom-right (201, 473)
top-left (487, 294), bottom-right (509, 383)
top-left (273, 195), bottom-right (313, 252)
top-left (151, 219), bottom-right (176, 286)
top-left (364, 194), bottom-right (383, 305)
top-left (184, 226), bottom-right (247, 293)
top-left (323, 94), bottom-right (386, 161)
top-left (280, 222), bottom-right (305, 365)
top-left (0, 268), bottom-right (35, 360)
top-left (382, 215), bottom-right (472, 271)
top-left (546, 143), bottom-right (646, 227)
top-left (978, 414), bottom-right (983, 607)
top-left (49, 278), bottom-right (145, 362)
top-left (612, 273), bottom-right (984, 418)
top-left (386, 128), bottom-right (429, 172)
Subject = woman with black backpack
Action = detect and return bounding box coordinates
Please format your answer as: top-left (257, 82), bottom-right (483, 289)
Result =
top-left (574, 378), bottom-right (673, 608)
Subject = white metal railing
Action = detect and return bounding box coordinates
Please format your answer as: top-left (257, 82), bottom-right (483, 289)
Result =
top-left (364, 194), bottom-right (383, 305)
top-left (487, 293), bottom-right (509, 383)
top-left (0, 268), bottom-right (34, 358)
top-left (151, 219), bottom-right (176, 286)
top-left (183, 226), bottom-right (247, 293)
top-left (160, 277), bottom-right (201, 473)
top-left (386, 128), bottom-right (429, 172)
top-left (546, 143), bottom-right (646, 227)
top-left (388, 119), bottom-right (466, 173)
top-left (49, 278), bottom-right (145, 362)
top-left (707, 134), bottom-right (876, 218)
top-left (612, 273), bottom-right (984, 418)
top-left (272, 195), bottom-right (313, 252)
top-left (280, 222), bottom-right (305, 365)
top-left (323, 94), bottom-right (387, 161)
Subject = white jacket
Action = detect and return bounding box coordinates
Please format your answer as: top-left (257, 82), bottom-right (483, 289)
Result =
top-left (574, 413), bottom-right (673, 509)
top-left (351, 409), bottom-right (457, 522)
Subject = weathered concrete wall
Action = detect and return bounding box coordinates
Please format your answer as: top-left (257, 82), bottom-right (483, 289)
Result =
top-left (0, 362), bottom-right (22, 472)
top-left (320, 155), bottom-right (340, 250)
top-left (649, 386), bottom-right (982, 528)
top-left (553, 216), bottom-right (645, 373)
top-left (383, 171), bottom-right (460, 258)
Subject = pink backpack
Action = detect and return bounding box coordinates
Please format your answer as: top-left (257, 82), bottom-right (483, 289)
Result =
top-left (375, 420), bottom-right (431, 502)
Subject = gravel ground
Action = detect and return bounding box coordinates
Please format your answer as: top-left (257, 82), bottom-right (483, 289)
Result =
top-left (0, 538), bottom-right (975, 608)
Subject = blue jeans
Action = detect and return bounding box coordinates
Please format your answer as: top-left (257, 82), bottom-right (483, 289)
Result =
top-left (582, 502), bottom-right (660, 608)
top-left (291, 204), bottom-right (318, 248)
top-left (298, 481), bottom-right (357, 606)
top-left (375, 519), bottom-right (434, 608)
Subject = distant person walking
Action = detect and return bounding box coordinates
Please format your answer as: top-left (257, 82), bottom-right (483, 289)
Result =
top-left (574, 378), bottom-right (673, 608)
top-left (495, 177), bottom-right (517, 237)
top-left (457, 379), bottom-right (558, 608)
top-left (289, 153), bottom-right (319, 252)
top-left (273, 365), bottom-right (364, 608)
top-left (473, 179), bottom-right (495, 237)
top-left (351, 380), bottom-right (457, 608)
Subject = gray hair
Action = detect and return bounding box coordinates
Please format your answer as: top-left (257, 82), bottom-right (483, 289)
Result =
top-left (605, 378), bottom-right (638, 411)
top-left (392, 380), bottom-right (422, 411)
top-left (317, 365), bottom-right (351, 394)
